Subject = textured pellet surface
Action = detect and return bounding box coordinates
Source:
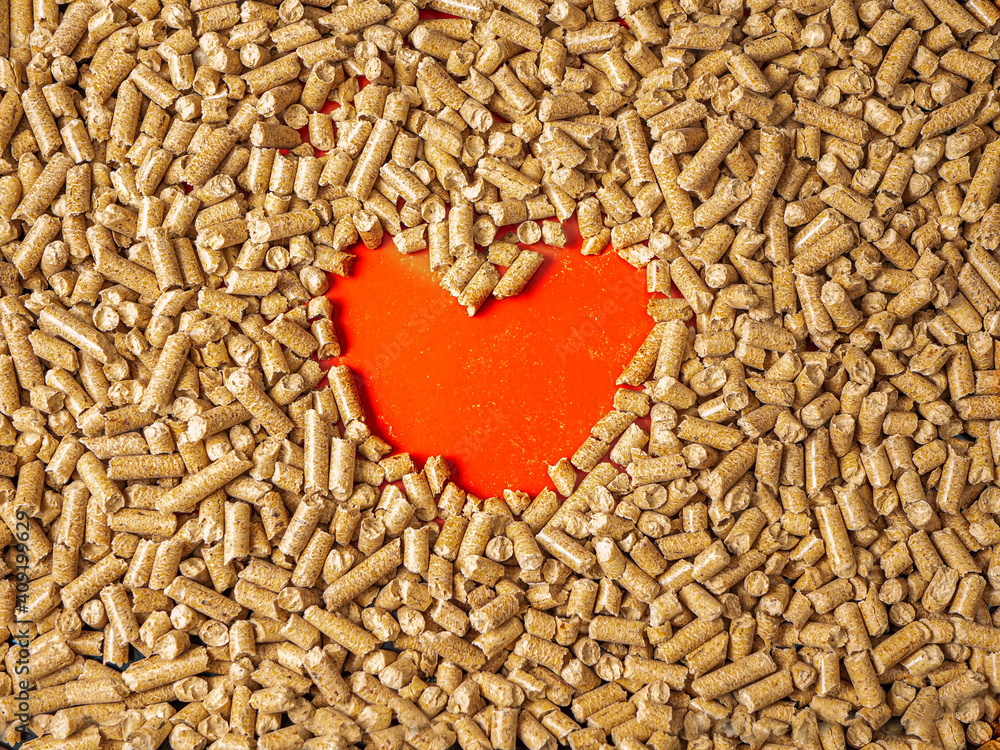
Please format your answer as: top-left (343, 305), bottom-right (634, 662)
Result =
top-left (10, 0), bottom-right (1000, 747)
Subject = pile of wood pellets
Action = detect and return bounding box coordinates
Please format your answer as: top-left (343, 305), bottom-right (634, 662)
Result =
top-left (10, 0), bottom-right (1000, 744)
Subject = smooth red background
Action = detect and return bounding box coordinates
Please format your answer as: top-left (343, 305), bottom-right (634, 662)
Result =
top-left (324, 220), bottom-right (654, 498)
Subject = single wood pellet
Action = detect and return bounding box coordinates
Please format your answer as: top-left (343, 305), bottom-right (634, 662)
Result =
top-left (9, 0), bottom-right (1000, 747)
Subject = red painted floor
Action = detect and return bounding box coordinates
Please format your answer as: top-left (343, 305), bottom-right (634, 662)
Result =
top-left (325, 220), bottom-right (654, 498)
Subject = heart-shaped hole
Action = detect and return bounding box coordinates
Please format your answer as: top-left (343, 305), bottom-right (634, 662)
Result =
top-left (325, 217), bottom-right (658, 496)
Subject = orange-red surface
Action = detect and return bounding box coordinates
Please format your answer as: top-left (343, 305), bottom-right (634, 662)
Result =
top-left (325, 222), bottom-right (654, 498)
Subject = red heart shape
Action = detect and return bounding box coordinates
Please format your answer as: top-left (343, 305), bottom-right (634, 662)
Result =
top-left (325, 221), bottom-right (655, 497)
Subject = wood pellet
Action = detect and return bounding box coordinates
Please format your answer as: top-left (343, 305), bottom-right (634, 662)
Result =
top-left (8, 0), bottom-right (1000, 747)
